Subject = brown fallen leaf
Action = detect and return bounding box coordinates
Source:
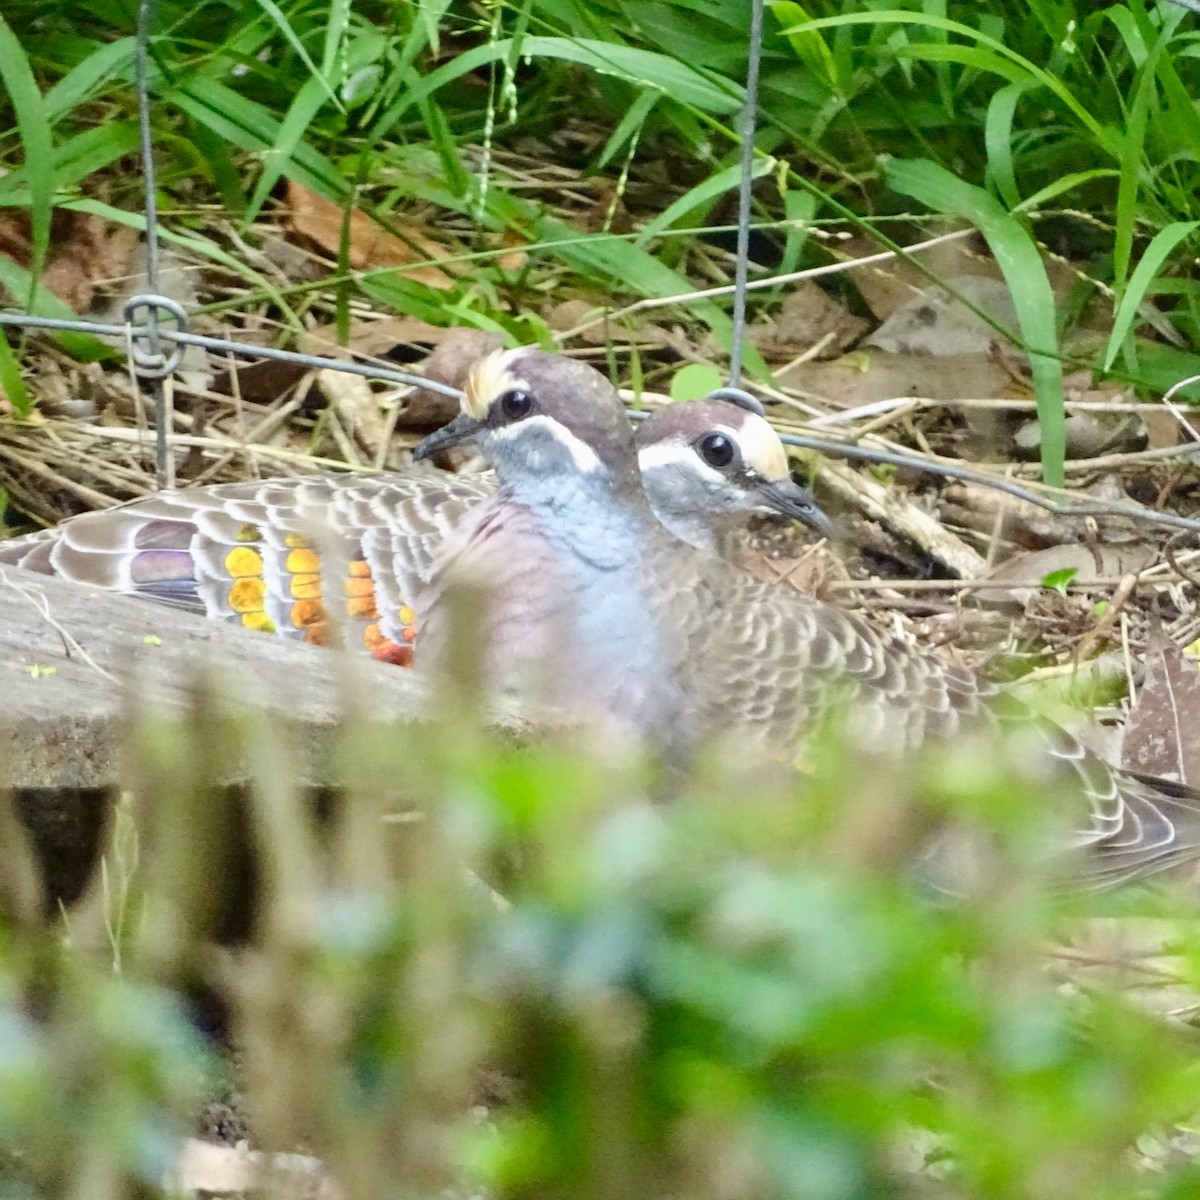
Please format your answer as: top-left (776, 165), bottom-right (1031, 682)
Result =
top-left (776, 347), bottom-right (1018, 412)
top-left (746, 281), bottom-right (868, 362)
top-left (974, 543), bottom-right (1155, 607)
top-left (404, 328), bottom-right (504, 429)
top-left (284, 181), bottom-right (456, 289)
top-left (1121, 629), bottom-right (1200, 785)
top-left (0, 209), bottom-right (138, 312)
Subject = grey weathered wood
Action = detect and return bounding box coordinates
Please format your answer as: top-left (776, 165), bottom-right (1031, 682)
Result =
top-left (0, 565), bottom-right (430, 788)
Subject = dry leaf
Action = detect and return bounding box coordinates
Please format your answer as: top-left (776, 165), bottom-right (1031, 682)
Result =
top-left (1121, 630), bottom-right (1200, 785)
top-left (866, 277), bottom-right (1020, 358)
top-left (747, 281), bottom-right (868, 362)
top-left (405, 328), bottom-right (504, 429)
top-left (840, 229), bottom-right (1080, 322)
top-left (316, 368), bottom-right (390, 459)
top-left (777, 347), bottom-right (1017, 410)
top-left (0, 210), bottom-right (138, 312)
top-left (975, 543), bottom-right (1155, 607)
top-left (284, 181), bottom-right (456, 289)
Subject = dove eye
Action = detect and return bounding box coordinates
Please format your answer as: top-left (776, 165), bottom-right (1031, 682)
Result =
top-left (696, 431), bottom-right (736, 469)
top-left (498, 389), bottom-right (535, 421)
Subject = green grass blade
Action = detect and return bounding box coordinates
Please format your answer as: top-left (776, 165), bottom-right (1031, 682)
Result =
top-left (369, 33), bottom-right (742, 144)
top-left (0, 328), bottom-right (31, 416)
top-left (1103, 221), bottom-right (1200, 373)
top-left (985, 80), bottom-right (1036, 210)
top-left (1015, 170), bottom-right (1119, 212)
top-left (780, 11), bottom-right (1113, 154)
top-left (0, 13), bottom-right (55, 301)
top-left (635, 158), bottom-right (774, 248)
top-left (243, 74), bottom-right (331, 226)
top-left (0, 258), bottom-right (113, 361)
top-left (889, 158), bottom-right (1065, 486)
top-left (253, 0), bottom-right (342, 110)
top-left (1113, 48), bottom-right (1161, 294)
top-left (44, 37), bottom-right (137, 123)
top-left (166, 76), bottom-right (347, 199)
top-left (597, 88), bottom-right (659, 170)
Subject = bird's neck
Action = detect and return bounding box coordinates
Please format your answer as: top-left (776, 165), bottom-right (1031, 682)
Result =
top-left (498, 471), bottom-right (657, 569)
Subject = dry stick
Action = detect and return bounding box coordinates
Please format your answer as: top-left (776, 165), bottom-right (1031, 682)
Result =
top-left (556, 227), bottom-right (977, 341)
top-left (826, 575), bottom-right (1185, 593)
top-left (0, 571), bottom-right (119, 683)
top-left (189, 395), bottom-right (307, 486)
top-left (0, 445), bottom-right (135, 509)
top-left (815, 458), bottom-right (987, 578)
top-left (1074, 573), bottom-right (1140, 663)
top-left (65, 425), bottom-right (366, 472)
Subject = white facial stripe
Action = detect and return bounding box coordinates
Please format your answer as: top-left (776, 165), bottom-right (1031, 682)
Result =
top-left (492, 413), bottom-right (603, 473)
top-left (636, 438), bottom-right (724, 484)
top-left (729, 415), bottom-right (790, 481)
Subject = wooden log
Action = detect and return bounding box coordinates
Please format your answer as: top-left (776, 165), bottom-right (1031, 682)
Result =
top-left (0, 565), bottom-right (430, 789)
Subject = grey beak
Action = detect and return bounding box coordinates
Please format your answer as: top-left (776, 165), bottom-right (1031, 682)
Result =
top-left (753, 476), bottom-right (833, 537)
top-left (413, 413), bottom-right (483, 461)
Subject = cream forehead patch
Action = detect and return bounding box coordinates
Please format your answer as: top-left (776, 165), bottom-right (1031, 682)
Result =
top-left (731, 414), bottom-right (789, 480)
top-left (463, 347), bottom-right (532, 419)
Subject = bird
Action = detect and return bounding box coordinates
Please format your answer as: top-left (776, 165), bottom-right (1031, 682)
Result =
top-left (0, 397), bottom-right (829, 667)
top-left (412, 346), bottom-right (1200, 888)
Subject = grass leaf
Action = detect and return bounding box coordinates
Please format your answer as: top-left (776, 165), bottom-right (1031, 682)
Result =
top-left (889, 157), bottom-right (1065, 487)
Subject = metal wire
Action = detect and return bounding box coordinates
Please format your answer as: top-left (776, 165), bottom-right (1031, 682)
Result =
top-left (0, 311), bottom-right (463, 397)
top-left (133, 0), bottom-right (173, 486)
top-left (0, 3), bottom-right (1197, 545)
top-left (726, 0), bottom-right (764, 389)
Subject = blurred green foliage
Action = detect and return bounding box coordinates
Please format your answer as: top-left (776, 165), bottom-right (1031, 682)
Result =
top-left (2, 686), bottom-right (1200, 1199)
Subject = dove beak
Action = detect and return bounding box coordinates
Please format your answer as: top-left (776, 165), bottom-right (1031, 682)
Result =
top-left (752, 476), bottom-right (834, 537)
top-left (413, 414), bottom-right (484, 461)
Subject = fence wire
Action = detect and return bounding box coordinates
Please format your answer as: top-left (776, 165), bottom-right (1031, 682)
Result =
top-left (0, 4), bottom-right (1199, 539)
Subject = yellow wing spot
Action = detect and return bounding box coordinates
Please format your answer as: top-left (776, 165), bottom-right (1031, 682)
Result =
top-left (236, 523), bottom-right (262, 543)
top-left (290, 574), bottom-right (322, 601)
top-left (398, 605), bottom-right (415, 626)
top-left (241, 611), bottom-right (277, 634)
top-left (284, 532), bottom-right (310, 550)
top-left (286, 546), bottom-right (320, 575)
top-left (225, 546), bottom-right (263, 578)
top-left (228, 577), bottom-right (266, 613)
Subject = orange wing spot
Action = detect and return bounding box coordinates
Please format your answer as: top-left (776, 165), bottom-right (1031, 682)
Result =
top-left (347, 595), bottom-right (380, 621)
top-left (241, 611), bottom-right (277, 634)
top-left (225, 546), bottom-right (263, 578)
top-left (349, 560), bottom-right (372, 578)
top-left (402, 626), bottom-right (417, 644)
top-left (304, 625), bottom-right (331, 647)
top-left (290, 574), bottom-right (322, 601)
top-left (375, 644), bottom-right (414, 667)
top-left (364, 624), bottom-right (412, 665)
top-left (290, 598), bottom-right (328, 630)
top-left (228, 577), bottom-right (267, 613)
top-left (236, 523), bottom-right (262, 543)
top-left (286, 547), bottom-right (320, 575)
top-left (344, 575), bottom-right (375, 599)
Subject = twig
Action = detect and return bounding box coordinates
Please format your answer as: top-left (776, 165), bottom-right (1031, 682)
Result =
top-left (0, 571), bottom-right (119, 683)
